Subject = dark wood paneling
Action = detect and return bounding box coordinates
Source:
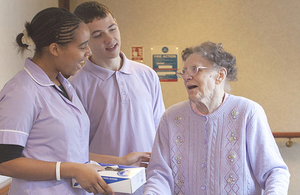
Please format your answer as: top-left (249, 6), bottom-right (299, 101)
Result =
top-left (58, 0), bottom-right (70, 11)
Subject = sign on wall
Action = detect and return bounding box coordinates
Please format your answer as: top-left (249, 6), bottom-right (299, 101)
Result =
top-left (151, 45), bottom-right (178, 82)
top-left (131, 46), bottom-right (144, 62)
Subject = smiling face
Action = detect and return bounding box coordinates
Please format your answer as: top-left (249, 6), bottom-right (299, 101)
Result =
top-left (183, 53), bottom-right (219, 106)
top-left (57, 23), bottom-right (91, 76)
top-left (85, 13), bottom-right (121, 64)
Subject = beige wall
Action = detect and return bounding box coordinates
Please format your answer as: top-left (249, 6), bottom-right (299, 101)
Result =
top-left (71, 0), bottom-right (300, 194)
top-left (0, 0), bottom-right (58, 90)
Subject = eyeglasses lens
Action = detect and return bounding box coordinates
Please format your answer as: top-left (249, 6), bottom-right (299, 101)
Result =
top-left (177, 66), bottom-right (206, 79)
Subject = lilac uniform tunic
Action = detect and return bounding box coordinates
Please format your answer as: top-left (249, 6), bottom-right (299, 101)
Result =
top-left (0, 59), bottom-right (91, 195)
top-left (69, 52), bottom-right (165, 157)
top-left (143, 95), bottom-right (290, 195)
top-left (69, 52), bottom-right (165, 195)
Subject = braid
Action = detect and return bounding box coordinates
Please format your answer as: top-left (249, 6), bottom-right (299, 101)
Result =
top-left (16, 7), bottom-right (82, 54)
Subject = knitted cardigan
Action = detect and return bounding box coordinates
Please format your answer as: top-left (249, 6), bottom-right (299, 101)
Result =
top-left (143, 94), bottom-right (290, 195)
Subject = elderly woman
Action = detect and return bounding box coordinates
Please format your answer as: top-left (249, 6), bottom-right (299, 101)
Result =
top-left (143, 41), bottom-right (290, 195)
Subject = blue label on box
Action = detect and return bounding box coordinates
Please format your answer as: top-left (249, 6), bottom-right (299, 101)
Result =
top-left (117, 170), bottom-right (130, 177)
top-left (99, 163), bottom-right (137, 169)
top-left (102, 176), bottom-right (128, 184)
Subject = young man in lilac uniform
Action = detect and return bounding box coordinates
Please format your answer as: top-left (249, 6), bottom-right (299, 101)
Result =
top-left (69, 2), bottom-right (165, 194)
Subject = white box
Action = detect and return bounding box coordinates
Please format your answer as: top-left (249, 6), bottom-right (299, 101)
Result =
top-left (72, 163), bottom-right (146, 194)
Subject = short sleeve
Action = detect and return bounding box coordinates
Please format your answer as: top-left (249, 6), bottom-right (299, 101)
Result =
top-left (0, 82), bottom-right (36, 146)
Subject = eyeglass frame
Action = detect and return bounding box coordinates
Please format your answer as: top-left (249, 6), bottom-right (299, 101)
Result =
top-left (176, 65), bottom-right (210, 79)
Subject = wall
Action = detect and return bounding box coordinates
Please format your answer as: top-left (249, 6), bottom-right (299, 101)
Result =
top-left (0, 0), bottom-right (58, 186)
top-left (0, 0), bottom-right (58, 90)
top-left (70, 0), bottom-right (300, 194)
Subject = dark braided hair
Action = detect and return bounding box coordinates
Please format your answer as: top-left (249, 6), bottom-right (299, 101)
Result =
top-left (182, 41), bottom-right (237, 81)
top-left (16, 7), bottom-right (82, 55)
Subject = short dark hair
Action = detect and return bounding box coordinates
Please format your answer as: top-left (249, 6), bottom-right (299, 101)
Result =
top-left (16, 7), bottom-right (82, 54)
top-left (182, 41), bottom-right (237, 81)
top-left (74, 1), bottom-right (114, 23)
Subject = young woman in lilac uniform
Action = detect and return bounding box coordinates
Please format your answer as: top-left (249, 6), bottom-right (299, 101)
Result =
top-left (0, 7), bottom-right (148, 195)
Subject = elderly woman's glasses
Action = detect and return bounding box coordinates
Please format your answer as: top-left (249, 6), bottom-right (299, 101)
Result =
top-left (177, 66), bottom-right (208, 79)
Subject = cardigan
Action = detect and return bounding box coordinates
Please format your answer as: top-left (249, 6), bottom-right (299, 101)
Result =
top-left (143, 94), bottom-right (290, 195)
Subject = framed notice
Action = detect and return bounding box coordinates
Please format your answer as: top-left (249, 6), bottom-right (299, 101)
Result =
top-left (151, 45), bottom-right (178, 82)
top-left (131, 46), bottom-right (144, 62)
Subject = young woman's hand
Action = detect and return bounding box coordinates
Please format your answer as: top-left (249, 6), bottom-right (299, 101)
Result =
top-left (73, 163), bottom-right (114, 194)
